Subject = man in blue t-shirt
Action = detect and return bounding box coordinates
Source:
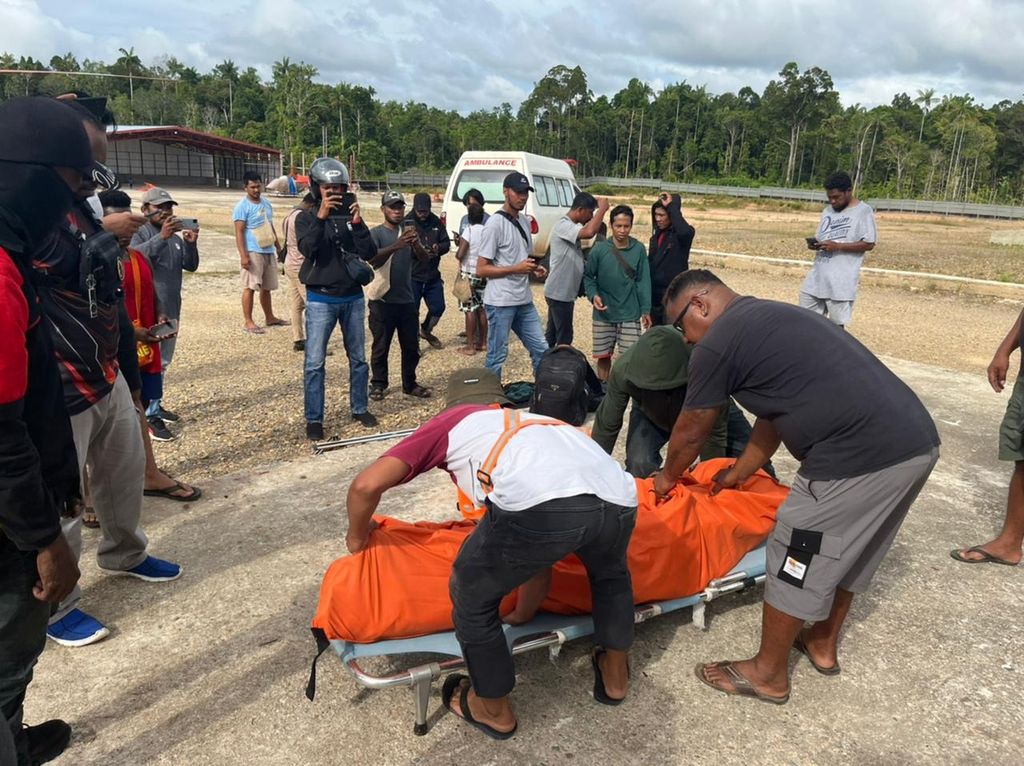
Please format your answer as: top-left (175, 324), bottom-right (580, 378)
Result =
top-left (233, 171), bottom-right (288, 334)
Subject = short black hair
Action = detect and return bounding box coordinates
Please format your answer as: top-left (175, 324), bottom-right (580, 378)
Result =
top-left (462, 188), bottom-right (484, 206)
top-left (662, 269), bottom-right (725, 309)
top-left (824, 171), bottom-right (853, 192)
top-left (302, 192), bottom-right (315, 205)
top-left (467, 205), bottom-right (484, 225)
top-left (98, 189), bottom-right (131, 211)
top-left (570, 191), bottom-right (597, 212)
top-left (243, 171), bottom-right (262, 184)
top-left (609, 204), bottom-right (633, 223)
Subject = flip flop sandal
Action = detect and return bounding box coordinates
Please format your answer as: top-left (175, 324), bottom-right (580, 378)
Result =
top-left (143, 481), bottom-right (203, 502)
top-left (591, 649), bottom-right (627, 706)
top-left (243, 326), bottom-right (265, 335)
top-left (949, 546), bottom-right (1019, 566)
top-left (441, 674), bottom-right (517, 740)
top-left (404, 386), bottom-right (432, 398)
top-left (265, 319), bottom-right (291, 326)
top-left (369, 388), bottom-right (387, 401)
top-left (793, 635), bottom-right (841, 676)
top-left (694, 661), bottom-right (790, 705)
top-left (82, 508), bottom-right (100, 529)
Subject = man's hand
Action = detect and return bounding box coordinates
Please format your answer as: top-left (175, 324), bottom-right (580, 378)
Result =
top-left (34, 534), bottom-right (80, 603)
top-left (452, 231), bottom-right (462, 246)
top-left (182, 227), bottom-right (199, 243)
top-left (641, 313), bottom-right (652, 330)
top-left (533, 264), bottom-right (548, 280)
top-left (989, 351), bottom-right (1011, 393)
top-left (350, 201), bottom-right (362, 225)
top-left (102, 212), bottom-right (146, 240)
top-left (399, 228), bottom-right (418, 246)
top-left (597, 197), bottom-right (610, 213)
top-left (709, 465), bottom-right (744, 496)
top-left (652, 471), bottom-right (674, 503)
top-left (593, 294), bottom-right (607, 311)
top-left (817, 240), bottom-right (840, 253)
top-left (345, 519), bottom-right (379, 554)
top-left (240, 253), bottom-right (251, 270)
top-left (160, 217), bottom-right (183, 240)
top-left (512, 260), bottom-right (537, 275)
top-left (658, 192), bottom-right (672, 207)
top-left (317, 193), bottom-right (342, 220)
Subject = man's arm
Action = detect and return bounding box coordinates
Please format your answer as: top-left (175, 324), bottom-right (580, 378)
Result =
top-left (636, 246), bottom-right (652, 325)
top-left (590, 367), bottom-right (631, 454)
top-left (434, 225), bottom-right (451, 257)
top-left (579, 198), bottom-right (610, 239)
top-left (989, 308), bottom-right (1024, 393)
top-left (345, 456), bottom-right (416, 553)
top-left (817, 240), bottom-right (874, 254)
top-left (369, 229), bottom-right (415, 268)
top-left (295, 211), bottom-right (327, 264)
top-left (347, 221), bottom-right (378, 262)
top-left (666, 195), bottom-right (695, 249)
top-left (653, 406), bottom-right (722, 497)
top-left (709, 417), bottom-right (782, 494)
top-left (233, 220), bottom-right (250, 269)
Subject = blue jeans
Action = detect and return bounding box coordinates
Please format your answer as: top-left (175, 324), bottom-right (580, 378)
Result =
top-left (484, 302), bottom-right (548, 380)
top-left (412, 278), bottom-right (445, 327)
top-left (304, 298), bottom-right (369, 421)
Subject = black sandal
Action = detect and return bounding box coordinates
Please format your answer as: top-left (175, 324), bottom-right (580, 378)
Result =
top-left (591, 649), bottom-right (627, 706)
top-left (441, 674), bottom-right (517, 740)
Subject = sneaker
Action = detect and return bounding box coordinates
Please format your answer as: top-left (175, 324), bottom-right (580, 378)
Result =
top-left (293, 340), bottom-right (305, 352)
top-left (352, 412), bottom-right (379, 428)
top-left (20, 719), bottom-right (72, 765)
top-left (104, 555), bottom-right (182, 582)
top-left (147, 416), bottom-right (175, 442)
top-left (306, 421), bottom-right (324, 441)
top-left (156, 406), bottom-right (179, 422)
top-left (46, 609), bottom-right (110, 647)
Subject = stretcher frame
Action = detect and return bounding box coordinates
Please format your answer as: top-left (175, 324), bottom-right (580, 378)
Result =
top-left (327, 546), bottom-right (766, 735)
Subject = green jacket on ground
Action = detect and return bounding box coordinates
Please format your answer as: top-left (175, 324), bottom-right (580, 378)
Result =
top-left (583, 237), bottom-right (651, 324)
top-left (591, 326), bottom-right (727, 458)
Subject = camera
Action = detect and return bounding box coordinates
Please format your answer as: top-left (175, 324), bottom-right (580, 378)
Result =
top-left (78, 231), bottom-right (124, 317)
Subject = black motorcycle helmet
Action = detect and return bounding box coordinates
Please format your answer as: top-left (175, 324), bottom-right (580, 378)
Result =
top-left (308, 157), bottom-right (350, 200)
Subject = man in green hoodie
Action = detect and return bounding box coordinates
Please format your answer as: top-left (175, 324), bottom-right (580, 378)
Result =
top-left (592, 326), bottom-right (772, 479)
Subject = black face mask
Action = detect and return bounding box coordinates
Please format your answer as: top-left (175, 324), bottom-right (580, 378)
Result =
top-left (0, 161), bottom-right (76, 254)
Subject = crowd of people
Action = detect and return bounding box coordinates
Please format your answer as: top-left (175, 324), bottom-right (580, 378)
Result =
top-left (0, 89), bottom-right (1020, 760)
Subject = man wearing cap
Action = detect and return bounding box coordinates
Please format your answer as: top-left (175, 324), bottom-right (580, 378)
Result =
top-left (476, 172), bottom-right (548, 380)
top-left (406, 192), bottom-right (451, 349)
top-left (367, 191), bottom-right (432, 400)
top-left (130, 187), bottom-right (201, 437)
top-left (0, 95), bottom-right (87, 766)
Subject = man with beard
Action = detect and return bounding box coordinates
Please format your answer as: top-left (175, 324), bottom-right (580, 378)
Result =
top-left (407, 193), bottom-right (451, 350)
top-left (0, 96), bottom-right (88, 766)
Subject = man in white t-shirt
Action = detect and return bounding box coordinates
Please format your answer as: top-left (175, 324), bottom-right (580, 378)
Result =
top-left (543, 192), bottom-right (608, 347)
top-left (343, 370), bottom-right (638, 738)
top-left (476, 172), bottom-right (549, 380)
top-left (798, 171), bottom-right (877, 327)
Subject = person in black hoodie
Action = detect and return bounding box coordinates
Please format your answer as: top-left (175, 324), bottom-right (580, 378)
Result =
top-left (648, 192), bottom-right (696, 325)
top-left (0, 96), bottom-right (87, 766)
top-left (407, 192), bottom-right (451, 349)
top-left (296, 158), bottom-right (379, 439)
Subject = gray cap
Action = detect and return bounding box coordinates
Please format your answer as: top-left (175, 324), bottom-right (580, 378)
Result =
top-left (141, 187), bottom-right (177, 206)
top-left (381, 190), bottom-right (405, 207)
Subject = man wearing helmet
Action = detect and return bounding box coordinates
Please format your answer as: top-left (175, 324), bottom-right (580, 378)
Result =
top-left (295, 158), bottom-right (379, 439)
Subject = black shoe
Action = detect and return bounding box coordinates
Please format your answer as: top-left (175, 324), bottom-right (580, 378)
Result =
top-left (369, 386), bottom-right (387, 401)
top-left (21, 719), bottom-right (72, 765)
top-left (352, 412), bottom-right (378, 428)
top-left (306, 422), bottom-right (324, 441)
top-left (156, 406), bottom-right (179, 422)
top-left (147, 416), bottom-right (175, 442)
top-left (293, 340), bottom-right (305, 352)
top-left (404, 385), bottom-right (432, 399)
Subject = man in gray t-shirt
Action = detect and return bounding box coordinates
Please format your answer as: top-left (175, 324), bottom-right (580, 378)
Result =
top-left (477, 172), bottom-right (549, 380)
top-left (543, 192), bottom-right (608, 347)
top-left (366, 191), bottom-right (431, 399)
top-left (799, 171), bottom-right (877, 328)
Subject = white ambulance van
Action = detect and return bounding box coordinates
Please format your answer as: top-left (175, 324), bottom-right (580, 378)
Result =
top-left (441, 151), bottom-right (582, 258)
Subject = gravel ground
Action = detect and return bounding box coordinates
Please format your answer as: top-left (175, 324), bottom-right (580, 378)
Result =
top-left (133, 188), bottom-right (1023, 485)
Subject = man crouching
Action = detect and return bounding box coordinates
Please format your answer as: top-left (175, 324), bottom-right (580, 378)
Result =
top-left (344, 368), bottom-right (638, 739)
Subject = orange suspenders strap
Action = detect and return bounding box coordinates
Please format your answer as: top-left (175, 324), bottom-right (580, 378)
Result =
top-left (475, 410), bottom-right (575, 495)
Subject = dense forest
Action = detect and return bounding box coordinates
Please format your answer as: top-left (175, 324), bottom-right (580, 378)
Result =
top-left (3, 50), bottom-right (1024, 202)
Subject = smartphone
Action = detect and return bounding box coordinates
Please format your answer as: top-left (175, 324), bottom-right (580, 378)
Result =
top-left (328, 192), bottom-right (357, 219)
top-left (805, 237), bottom-right (820, 250)
top-left (149, 319), bottom-right (177, 339)
top-left (177, 217), bottom-right (199, 231)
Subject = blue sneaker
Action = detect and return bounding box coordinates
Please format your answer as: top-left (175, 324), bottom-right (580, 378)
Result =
top-left (105, 555), bottom-right (182, 583)
top-left (46, 609), bottom-right (110, 647)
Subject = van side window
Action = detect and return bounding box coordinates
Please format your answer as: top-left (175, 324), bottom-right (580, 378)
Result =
top-left (557, 179), bottom-right (573, 207)
top-left (542, 176), bottom-right (559, 208)
top-left (534, 176), bottom-right (550, 206)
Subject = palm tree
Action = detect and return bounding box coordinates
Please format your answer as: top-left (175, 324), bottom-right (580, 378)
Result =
top-left (914, 88), bottom-right (936, 143)
top-left (213, 59), bottom-right (239, 124)
top-left (116, 46), bottom-right (142, 117)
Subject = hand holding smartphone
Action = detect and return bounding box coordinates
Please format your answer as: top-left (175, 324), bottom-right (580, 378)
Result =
top-left (149, 318), bottom-right (178, 340)
top-left (805, 237), bottom-right (820, 250)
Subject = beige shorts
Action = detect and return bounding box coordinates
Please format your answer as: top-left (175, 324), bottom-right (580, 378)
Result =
top-left (241, 251), bottom-right (279, 291)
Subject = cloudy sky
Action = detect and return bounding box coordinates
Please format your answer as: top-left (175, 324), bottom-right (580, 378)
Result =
top-left (5, 0), bottom-right (1023, 111)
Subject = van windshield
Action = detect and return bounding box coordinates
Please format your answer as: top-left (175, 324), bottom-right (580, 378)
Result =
top-left (453, 170), bottom-right (514, 203)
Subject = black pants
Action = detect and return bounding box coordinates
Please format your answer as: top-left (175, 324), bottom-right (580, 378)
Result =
top-left (449, 495), bottom-right (637, 699)
top-left (0, 534), bottom-right (50, 761)
top-left (368, 300), bottom-right (420, 392)
top-left (545, 298), bottom-right (575, 347)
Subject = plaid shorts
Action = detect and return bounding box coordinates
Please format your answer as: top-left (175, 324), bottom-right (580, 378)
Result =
top-left (458, 272), bottom-right (487, 313)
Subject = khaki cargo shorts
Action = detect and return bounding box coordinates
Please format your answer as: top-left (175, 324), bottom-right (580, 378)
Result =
top-left (241, 251), bottom-right (279, 291)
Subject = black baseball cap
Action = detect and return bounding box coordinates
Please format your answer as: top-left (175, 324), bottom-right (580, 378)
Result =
top-left (413, 192), bottom-right (432, 212)
top-left (462, 188), bottom-right (485, 206)
top-left (503, 172), bottom-right (534, 193)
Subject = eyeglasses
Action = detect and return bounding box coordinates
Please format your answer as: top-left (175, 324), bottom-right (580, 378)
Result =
top-left (672, 289), bottom-right (709, 331)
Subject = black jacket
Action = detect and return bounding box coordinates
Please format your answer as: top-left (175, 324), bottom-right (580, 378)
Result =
top-left (295, 211), bottom-right (376, 297)
top-left (647, 194), bottom-right (695, 322)
top-left (406, 212), bottom-right (451, 283)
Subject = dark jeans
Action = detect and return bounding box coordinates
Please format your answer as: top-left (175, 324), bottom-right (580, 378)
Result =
top-left (412, 278), bottom-right (445, 326)
top-left (368, 300), bottom-right (421, 392)
top-left (449, 495), bottom-right (637, 699)
top-left (0, 534), bottom-right (50, 759)
top-left (545, 297), bottom-right (575, 347)
top-left (625, 401), bottom-right (777, 479)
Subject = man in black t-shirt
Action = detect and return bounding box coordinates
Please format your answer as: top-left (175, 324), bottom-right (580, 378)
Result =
top-left (654, 269), bottom-right (939, 705)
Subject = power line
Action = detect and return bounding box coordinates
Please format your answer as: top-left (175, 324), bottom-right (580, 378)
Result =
top-left (0, 68), bottom-right (179, 83)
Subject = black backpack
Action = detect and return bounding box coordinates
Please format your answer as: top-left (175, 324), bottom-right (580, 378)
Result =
top-left (531, 346), bottom-right (593, 426)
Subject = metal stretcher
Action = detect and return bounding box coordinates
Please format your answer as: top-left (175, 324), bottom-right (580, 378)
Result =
top-left (319, 545), bottom-right (767, 735)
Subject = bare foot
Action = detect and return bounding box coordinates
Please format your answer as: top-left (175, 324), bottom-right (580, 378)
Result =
top-left (597, 650), bottom-right (629, 699)
top-left (243, 323), bottom-right (264, 334)
top-left (456, 346), bottom-right (478, 356)
top-left (265, 317), bottom-right (290, 327)
top-left (797, 628), bottom-right (839, 670)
